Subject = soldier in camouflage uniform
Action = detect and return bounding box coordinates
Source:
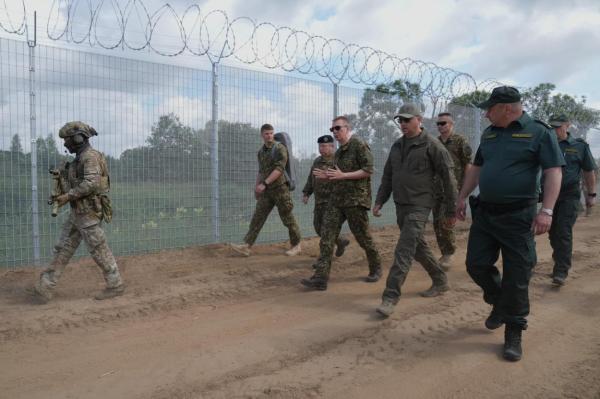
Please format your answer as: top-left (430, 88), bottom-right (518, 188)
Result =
top-left (301, 116), bottom-right (382, 291)
top-left (374, 104), bottom-right (458, 318)
top-left (433, 112), bottom-right (473, 270)
top-left (302, 135), bottom-right (350, 258)
top-left (231, 124), bottom-right (302, 257)
top-left (32, 121), bottom-right (124, 303)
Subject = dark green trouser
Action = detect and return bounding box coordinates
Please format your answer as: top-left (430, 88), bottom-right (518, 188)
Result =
top-left (549, 198), bottom-right (579, 278)
top-left (244, 184), bottom-right (301, 246)
top-left (382, 205), bottom-right (447, 303)
top-left (466, 205), bottom-right (537, 329)
top-left (314, 206), bottom-right (381, 279)
top-left (432, 195), bottom-right (456, 255)
top-left (314, 203), bottom-right (348, 248)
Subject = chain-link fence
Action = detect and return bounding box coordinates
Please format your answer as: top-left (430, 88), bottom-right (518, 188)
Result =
top-left (1, 2), bottom-right (598, 268)
top-left (0, 35), bottom-right (489, 268)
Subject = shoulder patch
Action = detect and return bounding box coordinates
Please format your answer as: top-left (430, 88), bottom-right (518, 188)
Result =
top-left (534, 119), bottom-right (552, 129)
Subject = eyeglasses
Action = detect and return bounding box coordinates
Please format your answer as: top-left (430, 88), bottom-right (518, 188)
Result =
top-left (329, 125), bottom-right (347, 132)
top-left (394, 116), bottom-right (413, 124)
top-left (436, 121), bottom-right (448, 126)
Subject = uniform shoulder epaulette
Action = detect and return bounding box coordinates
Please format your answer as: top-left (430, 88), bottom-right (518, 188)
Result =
top-left (575, 137), bottom-right (586, 143)
top-left (533, 119), bottom-right (552, 129)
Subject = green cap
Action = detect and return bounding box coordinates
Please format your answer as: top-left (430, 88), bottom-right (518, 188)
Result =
top-left (549, 114), bottom-right (570, 127)
top-left (395, 103), bottom-right (422, 119)
top-left (59, 121), bottom-right (98, 139)
top-left (477, 86), bottom-right (521, 109)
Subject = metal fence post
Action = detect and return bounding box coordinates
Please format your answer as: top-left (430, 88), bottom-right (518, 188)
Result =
top-left (28, 12), bottom-right (40, 265)
top-left (211, 62), bottom-right (220, 242)
top-left (333, 83), bottom-right (339, 118)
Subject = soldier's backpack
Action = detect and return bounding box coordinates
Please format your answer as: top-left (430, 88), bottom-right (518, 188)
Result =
top-left (272, 132), bottom-right (296, 191)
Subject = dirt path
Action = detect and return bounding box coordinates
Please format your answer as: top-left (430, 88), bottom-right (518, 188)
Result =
top-left (1, 215), bottom-right (599, 399)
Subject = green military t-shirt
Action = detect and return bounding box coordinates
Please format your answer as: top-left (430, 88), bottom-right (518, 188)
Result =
top-left (558, 133), bottom-right (597, 192)
top-left (257, 141), bottom-right (288, 189)
top-left (331, 135), bottom-right (374, 209)
top-left (473, 112), bottom-right (565, 204)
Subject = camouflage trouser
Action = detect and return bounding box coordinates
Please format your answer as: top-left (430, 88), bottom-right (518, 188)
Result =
top-left (313, 203), bottom-right (349, 248)
top-left (244, 184), bottom-right (301, 246)
top-left (314, 206), bottom-right (380, 279)
top-left (549, 198), bottom-right (579, 278)
top-left (432, 196), bottom-right (456, 255)
top-left (39, 213), bottom-right (123, 291)
top-left (382, 205), bottom-right (446, 302)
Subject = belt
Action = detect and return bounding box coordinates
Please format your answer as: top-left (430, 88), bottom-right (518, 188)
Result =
top-left (479, 199), bottom-right (537, 214)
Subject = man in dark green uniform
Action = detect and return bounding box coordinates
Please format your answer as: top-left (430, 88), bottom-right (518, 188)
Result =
top-left (547, 114), bottom-right (597, 286)
top-left (301, 116), bottom-right (382, 290)
top-left (302, 135), bottom-right (350, 257)
top-left (433, 112), bottom-right (473, 270)
top-left (231, 124), bottom-right (302, 257)
top-left (374, 103), bottom-right (458, 318)
top-left (456, 86), bottom-right (564, 362)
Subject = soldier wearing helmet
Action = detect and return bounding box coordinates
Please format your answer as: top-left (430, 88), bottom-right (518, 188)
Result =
top-left (32, 121), bottom-right (125, 302)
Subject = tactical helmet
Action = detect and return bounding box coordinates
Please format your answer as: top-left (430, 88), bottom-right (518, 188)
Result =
top-left (58, 121), bottom-right (98, 139)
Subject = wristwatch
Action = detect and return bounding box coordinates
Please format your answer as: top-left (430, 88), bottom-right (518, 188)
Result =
top-left (540, 208), bottom-right (553, 216)
top-left (588, 193), bottom-right (597, 197)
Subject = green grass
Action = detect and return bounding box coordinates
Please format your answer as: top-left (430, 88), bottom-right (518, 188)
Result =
top-left (1, 179), bottom-right (398, 268)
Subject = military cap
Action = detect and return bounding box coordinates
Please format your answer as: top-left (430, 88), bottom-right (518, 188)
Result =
top-left (477, 86), bottom-right (521, 109)
top-left (58, 121), bottom-right (98, 139)
top-left (317, 135), bottom-right (334, 144)
top-left (394, 103), bottom-right (423, 119)
top-left (549, 114), bottom-right (570, 127)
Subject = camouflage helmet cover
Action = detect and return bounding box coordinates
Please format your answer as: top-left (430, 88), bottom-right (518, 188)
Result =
top-left (58, 121), bottom-right (98, 139)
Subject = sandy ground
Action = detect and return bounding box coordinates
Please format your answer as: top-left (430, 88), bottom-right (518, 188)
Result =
top-left (1, 214), bottom-right (599, 399)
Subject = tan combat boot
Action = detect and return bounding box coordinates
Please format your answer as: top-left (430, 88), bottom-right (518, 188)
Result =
top-left (438, 254), bottom-right (454, 271)
top-left (30, 281), bottom-right (53, 304)
top-left (285, 244), bottom-right (301, 256)
top-left (230, 243), bottom-right (251, 257)
top-left (95, 285), bottom-right (125, 300)
top-left (419, 283), bottom-right (450, 297)
top-left (376, 298), bottom-right (396, 318)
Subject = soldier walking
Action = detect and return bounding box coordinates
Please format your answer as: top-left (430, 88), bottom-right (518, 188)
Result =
top-left (302, 135), bottom-right (350, 258)
top-left (456, 87), bottom-right (564, 361)
top-left (433, 112), bottom-right (473, 270)
top-left (32, 121), bottom-right (124, 302)
top-left (231, 124), bottom-right (302, 257)
top-left (301, 116), bottom-right (382, 290)
top-left (374, 104), bottom-right (458, 318)
top-left (547, 114), bottom-right (597, 286)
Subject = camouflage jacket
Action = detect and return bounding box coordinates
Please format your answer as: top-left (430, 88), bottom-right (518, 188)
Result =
top-left (302, 155), bottom-right (336, 205)
top-left (66, 145), bottom-right (110, 224)
top-left (258, 141), bottom-right (288, 189)
top-left (331, 135), bottom-right (374, 209)
top-left (434, 133), bottom-right (472, 192)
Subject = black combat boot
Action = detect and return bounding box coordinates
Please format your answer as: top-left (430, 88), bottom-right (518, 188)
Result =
top-left (503, 324), bottom-right (523, 361)
top-left (485, 305), bottom-right (504, 330)
top-left (365, 266), bottom-right (382, 283)
top-left (300, 275), bottom-right (328, 291)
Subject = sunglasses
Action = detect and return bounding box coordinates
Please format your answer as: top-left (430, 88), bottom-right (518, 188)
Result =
top-left (329, 125), bottom-right (346, 132)
top-left (436, 121), bottom-right (448, 126)
top-left (394, 116), bottom-right (413, 124)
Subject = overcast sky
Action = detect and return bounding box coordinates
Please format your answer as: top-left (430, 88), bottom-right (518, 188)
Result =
top-left (1, 0), bottom-right (599, 156)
